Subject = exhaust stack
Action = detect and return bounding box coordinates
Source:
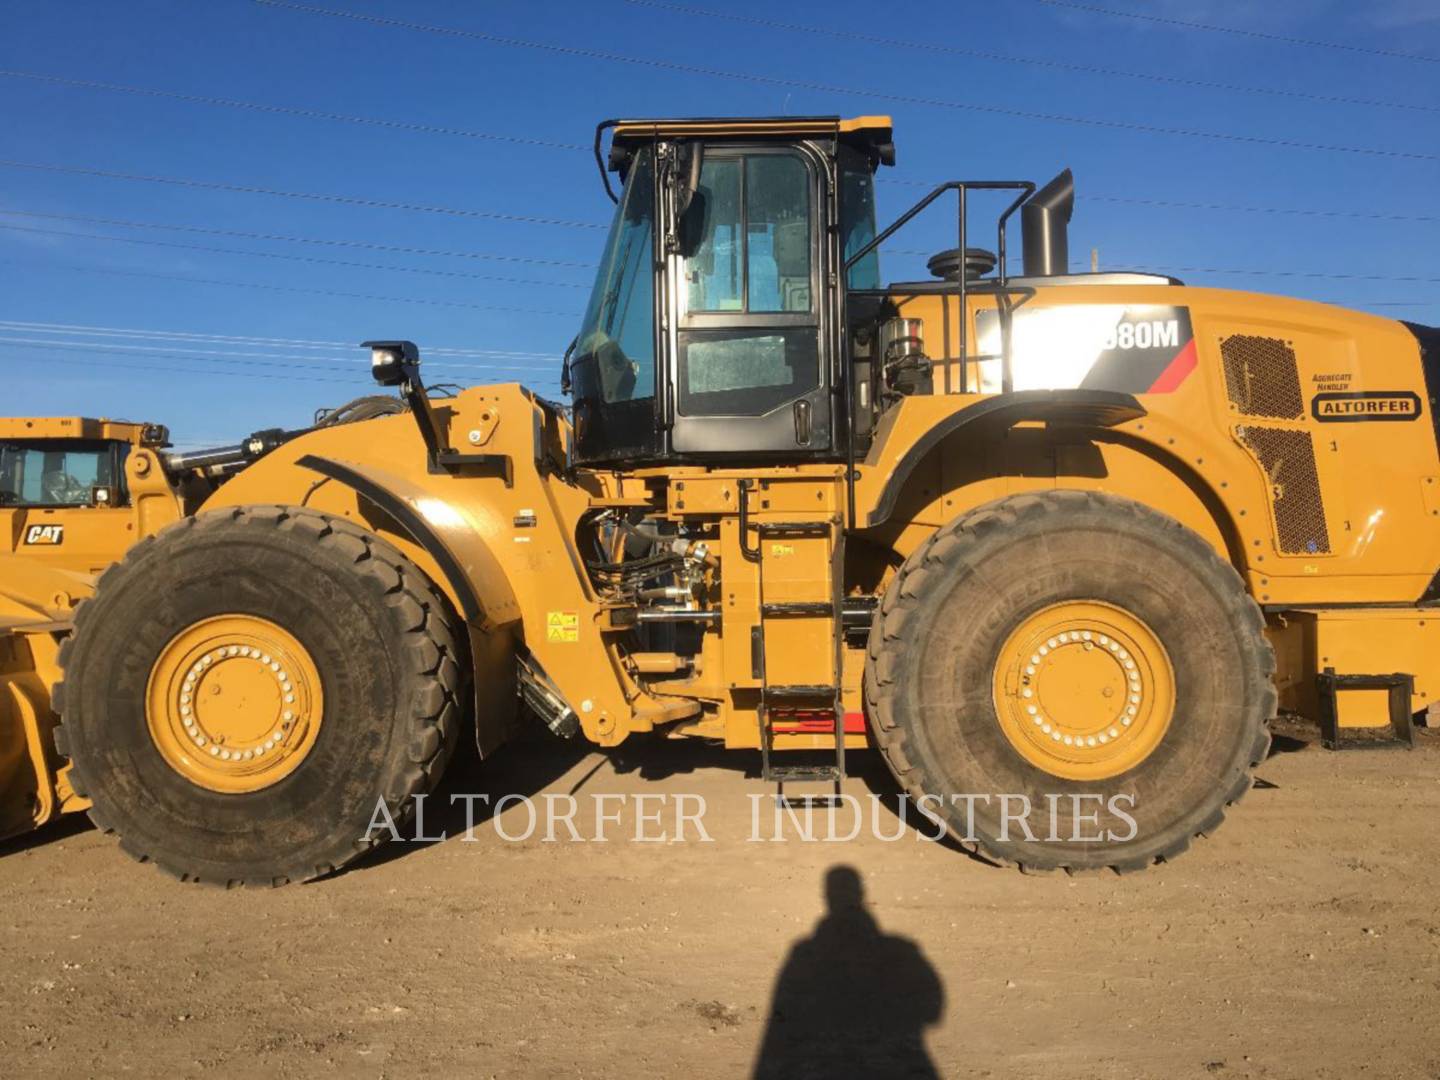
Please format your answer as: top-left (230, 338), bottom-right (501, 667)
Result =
top-left (1021, 169), bottom-right (1074, 277)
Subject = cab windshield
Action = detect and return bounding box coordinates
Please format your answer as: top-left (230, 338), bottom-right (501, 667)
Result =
top-left (571, 148), bottom-right (655, 405)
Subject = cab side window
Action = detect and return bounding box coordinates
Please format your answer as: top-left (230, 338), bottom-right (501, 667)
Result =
top-left (0, 440), bottom-right (124, 507)
top-left (684, 154), bottom-right (811, 316)
top-left (678, 151), bottom-right (818, 419)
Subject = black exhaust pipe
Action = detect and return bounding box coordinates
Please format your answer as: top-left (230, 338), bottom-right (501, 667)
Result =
top-left (1021, 169), bottom-right (1074, 277)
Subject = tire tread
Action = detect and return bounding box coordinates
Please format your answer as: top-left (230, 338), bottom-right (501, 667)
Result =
top-left (864, 489), bottom-right (1275, 874)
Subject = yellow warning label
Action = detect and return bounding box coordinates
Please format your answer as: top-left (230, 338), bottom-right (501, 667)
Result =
top-left (546, 611), bottom-right (579, 643)
top-left (769, 543), bottom-right (795, 557)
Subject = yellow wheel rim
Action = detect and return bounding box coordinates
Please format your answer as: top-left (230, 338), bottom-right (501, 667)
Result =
top-left (146, 614), bottom-right (324, 794)
top-left (992, 600), bottom-right (1175, 781)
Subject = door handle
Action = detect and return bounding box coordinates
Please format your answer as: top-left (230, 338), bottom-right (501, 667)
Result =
top-left (793, 399), bottom-right (812, 446)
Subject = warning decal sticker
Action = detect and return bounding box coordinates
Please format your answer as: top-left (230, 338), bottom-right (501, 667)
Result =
top-left (546, 611), bottom-right (580, 643)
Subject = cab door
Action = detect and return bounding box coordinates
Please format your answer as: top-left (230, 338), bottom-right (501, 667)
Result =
top-left (666, 145), bottom-right (833, 456)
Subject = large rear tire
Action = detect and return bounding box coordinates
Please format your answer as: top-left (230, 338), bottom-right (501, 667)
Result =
top-left (865, 490), bottom-right (1274, 872)
top-left (54, 506), bottom-right (464, 886)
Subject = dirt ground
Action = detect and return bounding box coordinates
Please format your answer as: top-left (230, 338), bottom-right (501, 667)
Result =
top-left (2, 719), bottom-right (1438, 1080)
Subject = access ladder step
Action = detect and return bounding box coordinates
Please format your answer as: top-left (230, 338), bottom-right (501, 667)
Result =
top-left (760, 602), bottom-right (834, 617)
top-left (764, 684), bottom-right (840, 700)
top-left (768, 765), bottom-right (842, 783)
top-left (1316, 668), bottom-right (1416, 750)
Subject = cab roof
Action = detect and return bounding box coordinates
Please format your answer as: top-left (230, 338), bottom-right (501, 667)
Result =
top-left (0, 417), bottom-right (158, 442)
top-left (604, 115), bottom-right (895, 165)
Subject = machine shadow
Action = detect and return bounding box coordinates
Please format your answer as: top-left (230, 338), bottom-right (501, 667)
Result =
top-left (0, 809), bottom-right (93, 859)
top-left (752, 864), bottom-right (945, 1080)
top-left (337, 723), bottom-right (593, 876)
top-left (616, 737), bottom-right (994, 862)
top-left (340, 728), bottom-right (993, 877)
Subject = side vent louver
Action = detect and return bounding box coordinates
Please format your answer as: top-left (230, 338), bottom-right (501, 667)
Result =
top-left (1220, 335), bottom-right (1303, 420)
top-left (1237, 426), bottom-right (1331, 555)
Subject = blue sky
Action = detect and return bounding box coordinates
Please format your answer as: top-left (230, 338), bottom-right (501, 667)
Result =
top-left (2, 0), bottom-right (1437, 448)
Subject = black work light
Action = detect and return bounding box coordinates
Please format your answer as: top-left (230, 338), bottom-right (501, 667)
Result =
top-left (363, 339), bottom-right (420, 387)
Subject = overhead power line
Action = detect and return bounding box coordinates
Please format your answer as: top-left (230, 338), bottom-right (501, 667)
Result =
top-left (0, 259), bottom-right (582, 317)
top-left (1132, 263), bottom-right (1440, 286)
top-left (1030, 0), bottom-right (1440, 64)
top-left (2, 156), bottom-right (1423, 245)
top-left (880, 232), bottom-right (1439, 286)
top-left (0, 319), bottom-right (560, 359)
top-left (877, 176), bottom-right (1440, 224)
top-left (0, 335), bottom-right (552, 373)
top-left (0, 222), bottom-right (588, 288)
top-left (0, 69), bottom-right (591, 150)
top-left (1, 346), bottom-right (559, 390)
top-left (0, 158), bottom-right (606, 229)
top-left (625, 0), bottom-right (1437, 114)
top-left (0, 209), bottom-right (597, 269)
top-left (1082, 192), bottom-right (1438, 225)
top-left (252, 0), bottom-right (1438, 163)
top-left (4, 345), bottom-right (367, 386)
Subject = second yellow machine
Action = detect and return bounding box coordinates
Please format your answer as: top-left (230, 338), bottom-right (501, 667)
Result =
top-left (24, 116), bottom-right (1440, 882)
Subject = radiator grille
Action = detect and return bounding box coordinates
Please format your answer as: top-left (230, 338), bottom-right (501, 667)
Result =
top-left (1220, 335), bottom-right (1303, 419)
top-left (1238, 426), bottom-right (1331, 554)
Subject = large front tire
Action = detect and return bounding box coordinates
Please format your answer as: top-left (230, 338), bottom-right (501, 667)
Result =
top-left (865, 491), bottom-right (1274, 872)
top-left (54, 506), bottom-right (464, 886)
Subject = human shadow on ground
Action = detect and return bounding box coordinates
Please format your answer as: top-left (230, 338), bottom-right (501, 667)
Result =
top-left (753, 865), bottom-right (944, 1080)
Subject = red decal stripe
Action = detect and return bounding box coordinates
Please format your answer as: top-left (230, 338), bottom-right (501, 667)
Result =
top-left (1146, 337), bottom-right (1197, 393)
top-left (771, 711), bottom-right (867, 735)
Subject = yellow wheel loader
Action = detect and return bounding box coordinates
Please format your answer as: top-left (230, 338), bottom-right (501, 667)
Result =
top-left (12, 115), bottom-right (1440, 881)
top-left (1, 417), bottom-right (183, 841)
top-left (0, 399), bottom-right (404, 842)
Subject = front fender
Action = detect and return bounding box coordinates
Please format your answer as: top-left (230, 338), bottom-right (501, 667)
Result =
top-left (294, 455), bottom-right (522, 631)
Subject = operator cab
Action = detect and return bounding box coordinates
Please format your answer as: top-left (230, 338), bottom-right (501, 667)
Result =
top-left (567, 116), bottom-right (894, 466)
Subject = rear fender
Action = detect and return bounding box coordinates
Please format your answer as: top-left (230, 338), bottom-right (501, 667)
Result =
top-left (859, 390), bottom-right (1146, 528)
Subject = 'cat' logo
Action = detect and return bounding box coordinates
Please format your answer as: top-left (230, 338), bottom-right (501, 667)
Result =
top-left (23, 525), bottom-right (64, 545)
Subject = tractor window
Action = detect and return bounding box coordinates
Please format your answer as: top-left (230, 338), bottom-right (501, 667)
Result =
top-left (678, 330), bottom-right (819, 417)
top-left (684, 153), bottom-right (812, 315)
top-left (841, 163), bottom-right (880, 289)
top-left (573, 149), bottom-right (656, 405)
top-left (687, 158), bottom-right (743, 311)
top-left (0, 439), bottom-right (122, 507)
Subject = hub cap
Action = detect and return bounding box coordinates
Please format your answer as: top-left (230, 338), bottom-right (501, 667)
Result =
top-left (146, 615), bottom-right (323, 793)
top-left (992, 600), bottom-right (1175, 781)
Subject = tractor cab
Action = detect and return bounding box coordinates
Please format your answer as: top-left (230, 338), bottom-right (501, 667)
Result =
top-left (567, 116), bottom-right (894, 465)
top-left (0, 418), bottom-right (173, 574)
top-left (566, 115), bottom-right (1091, 471)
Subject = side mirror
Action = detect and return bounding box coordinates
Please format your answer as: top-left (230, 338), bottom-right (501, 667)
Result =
top-left (561, 334), bottom-right (578, 396)
top-left (675, 141), bottom-right (704, 217)
top-left (671, 143), bottom-right (708, 259)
